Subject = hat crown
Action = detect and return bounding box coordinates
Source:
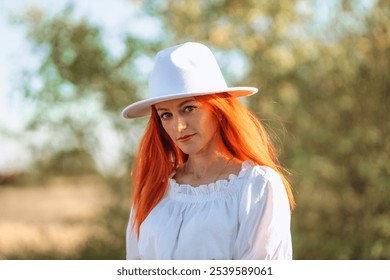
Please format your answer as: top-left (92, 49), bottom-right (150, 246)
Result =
top-left (149, 42), bottom-right (228, 98)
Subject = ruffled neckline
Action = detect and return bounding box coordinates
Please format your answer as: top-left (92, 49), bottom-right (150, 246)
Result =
top-left (168, 160), bottom-right (254, 198)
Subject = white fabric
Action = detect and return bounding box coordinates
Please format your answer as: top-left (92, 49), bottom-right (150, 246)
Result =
top-left (126, 161), bottom-right (292, 260)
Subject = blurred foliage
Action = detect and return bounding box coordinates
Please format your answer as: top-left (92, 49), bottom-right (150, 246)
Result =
top-left (9, 0), bottom-right (389, 259)
top-left (13, 5), bottom-right (159, 176)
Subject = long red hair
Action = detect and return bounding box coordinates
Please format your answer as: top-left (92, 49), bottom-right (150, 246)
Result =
top-left (131, 93), bottom-right (295, 236)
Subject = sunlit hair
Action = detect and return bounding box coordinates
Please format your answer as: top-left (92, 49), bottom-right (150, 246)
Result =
top-left (131, 93), bottom-right (295, 236)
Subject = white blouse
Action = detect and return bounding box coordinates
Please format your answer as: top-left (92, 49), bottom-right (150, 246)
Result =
top-left (126, 161), bottom-right (292, 260)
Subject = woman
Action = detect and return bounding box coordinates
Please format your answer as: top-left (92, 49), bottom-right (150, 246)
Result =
top-left (122, 42), bottom-right (295, 259)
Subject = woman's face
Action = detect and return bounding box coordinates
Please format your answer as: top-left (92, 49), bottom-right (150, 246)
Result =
top-left (155, 97), bottom-right (219, 156)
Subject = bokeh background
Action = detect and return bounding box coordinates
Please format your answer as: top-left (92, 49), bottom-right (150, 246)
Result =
top-left (0, 0), bottom-right (389, 260)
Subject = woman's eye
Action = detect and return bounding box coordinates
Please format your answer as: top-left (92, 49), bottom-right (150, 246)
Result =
top-left (183, 105), bottom-right (196, 113)
top-left (160, 112), bottom-right (172, 119)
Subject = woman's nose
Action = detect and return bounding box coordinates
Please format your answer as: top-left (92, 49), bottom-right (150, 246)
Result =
top-left (174, 116), bottom-right (187, 132)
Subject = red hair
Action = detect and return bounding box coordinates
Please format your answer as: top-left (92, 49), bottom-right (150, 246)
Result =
top-left (131, 93), bottom-right (295, 236)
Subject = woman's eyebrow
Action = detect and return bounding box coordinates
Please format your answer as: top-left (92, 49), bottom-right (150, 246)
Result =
top-left (178, 99), bottom-right (195, 108)
top-left (156, 99), bottom-right (195, 111)
top-left (156, 107), bottom-right (168, 112)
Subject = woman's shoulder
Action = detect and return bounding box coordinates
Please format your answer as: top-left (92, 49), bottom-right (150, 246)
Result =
top-left (242, 161), bottom-right (284, 189)
top-left (243, 161), bottom-right (280, 178)
top-left (239, 162), bottom-right (288, 207)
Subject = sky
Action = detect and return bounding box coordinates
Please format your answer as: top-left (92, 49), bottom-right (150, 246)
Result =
top-left (0, 0), bottom-right (161, 128)
top-left (0, 0), bottom-right (162, 173)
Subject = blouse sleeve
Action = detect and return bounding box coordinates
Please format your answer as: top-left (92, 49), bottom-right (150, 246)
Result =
top-left (126, 209), bottom-right (141, 260)
top-left (233, 166), bottom-right (292, 260)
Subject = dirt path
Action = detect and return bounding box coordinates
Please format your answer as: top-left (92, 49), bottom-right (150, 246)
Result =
top-left (0, 176), bottom-right (113, 259)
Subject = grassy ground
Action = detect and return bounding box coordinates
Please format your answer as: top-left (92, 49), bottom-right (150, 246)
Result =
top-left (0, 176), bottom-right (131, 260)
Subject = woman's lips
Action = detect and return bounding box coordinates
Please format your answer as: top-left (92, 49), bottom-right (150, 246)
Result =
top-left (177, 134), bottom-right (195, 142)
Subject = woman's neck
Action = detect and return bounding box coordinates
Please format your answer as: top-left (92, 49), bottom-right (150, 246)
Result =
top-left (184, 152), bottom-right (231, 180)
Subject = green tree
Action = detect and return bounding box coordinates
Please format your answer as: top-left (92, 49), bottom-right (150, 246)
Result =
top-left (15, 5), bottom-right (162, 176)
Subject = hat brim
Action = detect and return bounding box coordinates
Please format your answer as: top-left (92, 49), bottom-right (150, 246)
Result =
top-left (121, 87), bottom-right (258, 118)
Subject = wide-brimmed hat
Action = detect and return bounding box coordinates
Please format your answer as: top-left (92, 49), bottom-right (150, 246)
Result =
top-left (121, 42), bottom-right (258, 118)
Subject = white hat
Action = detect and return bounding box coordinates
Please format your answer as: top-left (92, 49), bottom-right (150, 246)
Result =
top-left (121, 42), bottom-right (258, 118)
